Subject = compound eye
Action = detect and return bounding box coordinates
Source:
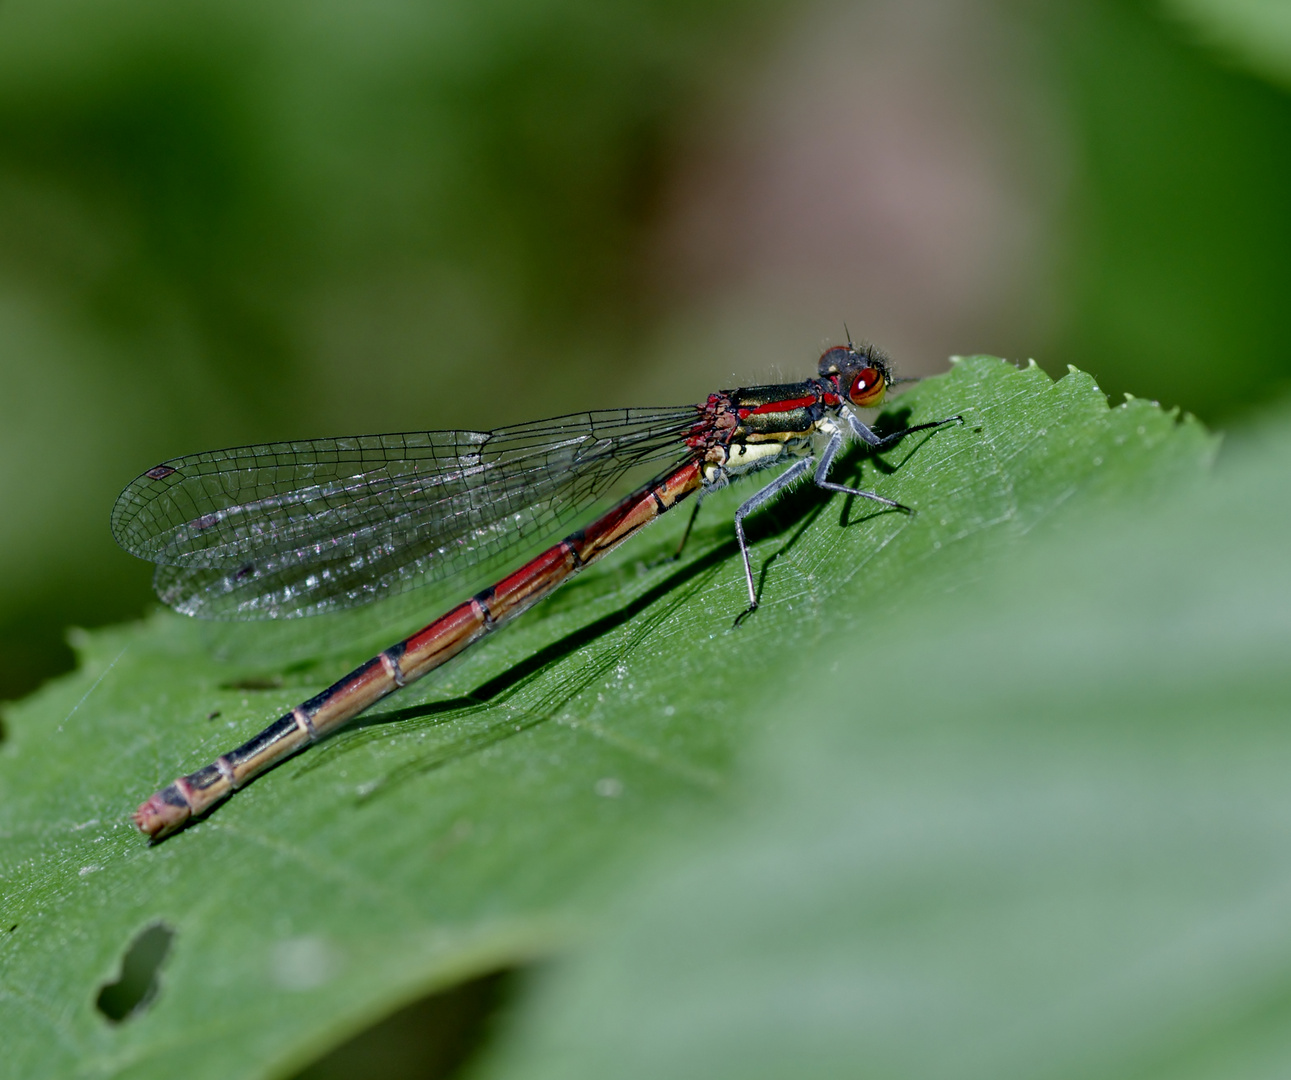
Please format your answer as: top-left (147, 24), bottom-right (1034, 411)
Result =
top-left (848, 367), bottom-right (886, 407)
top-left (817, 346), bottom-right (853, 376)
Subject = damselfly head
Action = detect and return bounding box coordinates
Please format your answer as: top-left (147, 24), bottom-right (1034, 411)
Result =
top-left (817, 342), bottom-right (893, 409)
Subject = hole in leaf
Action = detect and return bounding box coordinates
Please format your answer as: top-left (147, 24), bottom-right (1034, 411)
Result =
top-left (96, 922), bottom-right (175, 1023)
top-left (288, 968), bottom-right (514, 1080)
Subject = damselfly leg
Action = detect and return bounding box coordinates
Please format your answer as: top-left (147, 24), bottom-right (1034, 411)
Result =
top-left (731, 413), bottom-right (963, 625)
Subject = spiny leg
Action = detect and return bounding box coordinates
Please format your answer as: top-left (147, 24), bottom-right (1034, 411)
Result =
top-left (848, 412), bottom-right (963, 451)
top-left (732, 416), bottom-right (961, 625)
top-left (811, 430), bottom-right (911, 509)
top-left (672, 499), bottom-right (702, 561)
top-left (732, 456), bottom-right (814, 625)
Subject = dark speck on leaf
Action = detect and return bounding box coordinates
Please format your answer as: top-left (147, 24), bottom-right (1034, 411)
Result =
top-left (222, 677), bottom-right (283, 691)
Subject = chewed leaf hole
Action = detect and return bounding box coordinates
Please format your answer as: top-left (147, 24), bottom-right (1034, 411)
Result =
top-left (96, 922), bottom-right (175, 1023)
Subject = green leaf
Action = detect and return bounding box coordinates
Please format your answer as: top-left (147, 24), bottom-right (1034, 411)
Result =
top-left (472, 401), bottom-right (1291, 1080)
top-left (0, 357), bottom-right (1213, 1080)
top-left (1165, 0), bottom-right (1291, 91)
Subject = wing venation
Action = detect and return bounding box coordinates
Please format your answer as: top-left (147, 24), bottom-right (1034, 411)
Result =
top-left (111, 408), bottom-right (698, 619)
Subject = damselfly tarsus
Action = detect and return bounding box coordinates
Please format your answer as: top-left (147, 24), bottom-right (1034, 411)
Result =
top-left (115, 342), bottom-right (961, 839)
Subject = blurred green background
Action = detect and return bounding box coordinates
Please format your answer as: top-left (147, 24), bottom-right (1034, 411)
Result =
top-left (1, 0), bottom-right (1289, 711)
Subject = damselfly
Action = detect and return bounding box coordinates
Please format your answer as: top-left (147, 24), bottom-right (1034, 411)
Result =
top-left (115, 342), bottom-right (960, 839)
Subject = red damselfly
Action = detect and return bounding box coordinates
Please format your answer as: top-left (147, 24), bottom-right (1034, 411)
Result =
top-left (115, 342), bottom-right (961, 839)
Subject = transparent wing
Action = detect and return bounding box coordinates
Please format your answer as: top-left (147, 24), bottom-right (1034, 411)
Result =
top-left (112, 407), bottom-right (699, 619)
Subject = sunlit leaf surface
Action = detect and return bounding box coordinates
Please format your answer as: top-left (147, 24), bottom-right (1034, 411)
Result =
top-left (0, 358), bottom-right (1213, 1080)
top-left (478, 401), bottom-right (1291, 1080)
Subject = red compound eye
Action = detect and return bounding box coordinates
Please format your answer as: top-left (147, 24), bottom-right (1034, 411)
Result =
top-left (848, 367), bottom-right (885, 407)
